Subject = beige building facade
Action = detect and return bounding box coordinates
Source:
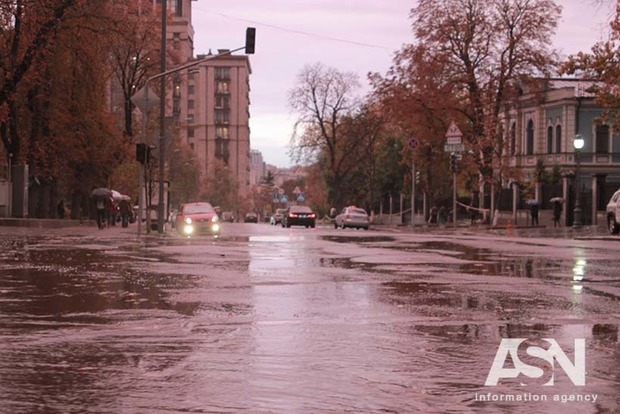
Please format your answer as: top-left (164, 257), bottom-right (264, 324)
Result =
top-left (181, 52), bottom-right (252, 198)
top-left (157, 0), bottom-right (252, 199)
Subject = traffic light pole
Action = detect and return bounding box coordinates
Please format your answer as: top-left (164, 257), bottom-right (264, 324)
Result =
top-left (411, 156), bottom-right (416, 227)
top-left (138, 45), bottom-right (250, 234)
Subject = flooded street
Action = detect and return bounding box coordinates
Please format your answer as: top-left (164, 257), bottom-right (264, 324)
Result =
top-left (0, 223), bottom-right (619, 413)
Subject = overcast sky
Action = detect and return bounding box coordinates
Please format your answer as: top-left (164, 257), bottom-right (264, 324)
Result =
top-left (190, 1), bottom-right (614, 168)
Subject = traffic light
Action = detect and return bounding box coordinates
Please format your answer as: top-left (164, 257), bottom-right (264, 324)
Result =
top-left (449, 153), bottom-right (458, 172)
top-left (245, 27), bottom-right (256, 54)
top-left (136, 143), bottom-right (147, 164)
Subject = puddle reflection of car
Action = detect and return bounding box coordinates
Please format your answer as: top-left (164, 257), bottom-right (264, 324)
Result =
top-left (270, 208), bottom-right (287, 225)
top-left (335, 206), bottom-right (370, 230)
top-left (282, 205), bottom-right (316, 228)
top-left (176, 202), bottom-right (220, 236)
top-left (244, 212), bottom-right (258, 223)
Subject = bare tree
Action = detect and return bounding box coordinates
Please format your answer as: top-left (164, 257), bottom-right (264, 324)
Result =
top-left (289, 62), bottom-right (380, 206)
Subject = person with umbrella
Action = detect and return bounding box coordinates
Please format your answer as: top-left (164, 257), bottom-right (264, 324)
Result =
top-left (551, 197), bottom-right (563, 227)
top-left (91, 188), bottom-right (112, 229)
top-left (527, 199), bottom-right (539, 226)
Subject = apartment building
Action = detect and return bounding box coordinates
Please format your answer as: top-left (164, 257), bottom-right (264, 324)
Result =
top-left (181, 52), bottom-right (252, 198)
top-left (152, 0), bottom-right (253, 199)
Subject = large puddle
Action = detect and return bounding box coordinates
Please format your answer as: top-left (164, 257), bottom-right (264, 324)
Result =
top-left (0, 230), bottom-right (617, 412)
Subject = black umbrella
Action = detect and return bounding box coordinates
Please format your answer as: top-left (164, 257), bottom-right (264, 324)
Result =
top-left (91, 187), bottom-right (112, 199)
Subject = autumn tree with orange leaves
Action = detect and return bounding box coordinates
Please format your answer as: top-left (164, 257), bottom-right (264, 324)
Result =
top-left (561, 1), bottom-right (620, 126)
top-left (374, 0), bottom-right (561, 213)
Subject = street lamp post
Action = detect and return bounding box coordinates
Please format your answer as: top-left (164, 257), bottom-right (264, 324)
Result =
top-left (573, 134), bottom-right (584, 228)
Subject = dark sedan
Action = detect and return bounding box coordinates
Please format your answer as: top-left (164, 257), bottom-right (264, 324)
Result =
top-left (282, 205), bottom-right (316, 228)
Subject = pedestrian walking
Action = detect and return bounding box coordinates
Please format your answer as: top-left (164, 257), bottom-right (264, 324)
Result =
top-left (529, 200), bottom-right (539, 226)
top-left (96, 199), bottom-right (106, 229)
top-left (57, 200), bottom-right (65, 219)
top-left (552, 199), bottom-right (563, 227)
top-left (119, 199), bottom-right (132, 228)
top-left (429, 205), bottom-right (438, 225)
top-left (438, 206), bottom-right (447, 225)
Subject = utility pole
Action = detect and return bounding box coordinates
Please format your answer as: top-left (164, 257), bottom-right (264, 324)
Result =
top-left (157, 0), bottom-right (167, 233)
top-left (132, 27), bottom-right (256, 235)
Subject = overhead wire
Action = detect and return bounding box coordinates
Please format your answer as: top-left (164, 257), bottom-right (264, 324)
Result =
top-left (192, 7), bottom-right (393, 53)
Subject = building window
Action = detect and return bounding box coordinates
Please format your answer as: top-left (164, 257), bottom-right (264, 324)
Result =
top-left (215, 138), bottom-right (230, 165)
top-left (188, 100), bottom-right (194, 110)
top-left (188, 85), bottom-right (194, 95)
top-left (215, 67), bottom-right (230, 80)
top-left (215, 109), bottom-right (229, 124)
top-left (596, 124), bottom-right (610, 154)
top-left (526, 119), bottom-right (534, 155)
top-left (216, 126), bottom-right (229, 138)
top-left (188, 128), bottom-right (194, 138)
top-left (546, 125), bottom-right (553, 154)
top-left (173, 32), bottom-right (180, 49)
top-left (190, 142), bottom-right (194, 151)
top-left (187, 114), bottom-right (194, 123)
top-left (215, 95), bottom-right (229, 109)
top-left (216, 81), bottom-right (229, 94)
top-left (555, 125), bottom-right (562, 154)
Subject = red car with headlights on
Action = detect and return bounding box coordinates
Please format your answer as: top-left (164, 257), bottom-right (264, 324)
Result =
top-left (176, 202), bottom-right (220, 236)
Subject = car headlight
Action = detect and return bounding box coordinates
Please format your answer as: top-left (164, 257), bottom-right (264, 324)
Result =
top-left (212, 223), bottom-right (220, 232)
top-left (183, 224), bottom-right (194, 235)
top-left (185, 217), bottom-right (192, 224)
top-left (211, 216), bottom-right (219, 223)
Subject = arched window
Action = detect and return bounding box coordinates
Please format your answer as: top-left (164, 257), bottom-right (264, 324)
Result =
top-left (596, 124), bottom-right (610, 154)
top-left (555, 125), bottom-right (562, 154)
top-left (546, 126), bottom-right (553, 154)
top-left (526, 119), bottom-right (534, 155)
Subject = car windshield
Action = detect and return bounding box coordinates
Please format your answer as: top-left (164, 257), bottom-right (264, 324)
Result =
top-left (183, 203), bottom-right (214, 214)
top-left (352, 208), bottom-right (367, 215)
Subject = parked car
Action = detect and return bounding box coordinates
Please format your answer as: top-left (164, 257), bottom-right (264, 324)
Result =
top-left (221, 211), bottom-right (235, 223)
top-left (175, 202), bottom-right (220, 236)
top-left (282, 205), bottom-right (316, 228)
top-left (244, 212), bottom-right (259, 223)
top-left (334, 206), bottom-right (370, 230)
top-left (270, 208), bottom-right (287, 225)
top-left (606, 188), bottom-right (620, 235)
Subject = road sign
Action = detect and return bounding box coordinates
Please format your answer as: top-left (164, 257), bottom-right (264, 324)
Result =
top-left (445, 121), bottom-right (463, 139)
top-left (131, 86), bottom-right (160, 113)
top-left (444, 143), bottom-right (465, 153)
top-left (408, 138), bottom-right (419, 150)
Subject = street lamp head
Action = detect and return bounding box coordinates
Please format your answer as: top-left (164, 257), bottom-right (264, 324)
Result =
top-left (574, 134), bottom-right (584, 150)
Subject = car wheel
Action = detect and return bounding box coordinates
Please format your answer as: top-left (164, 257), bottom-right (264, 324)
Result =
top-left (311, 223), bottom-right (315, 228)
top-left (334, 222), bottom-right (338, 229)
top-left (608, 215), bottom-right (620, 235)
top-left (286, 222), bottom-right (291, 228)
top-left (363, 226), bottom-right (368, 231)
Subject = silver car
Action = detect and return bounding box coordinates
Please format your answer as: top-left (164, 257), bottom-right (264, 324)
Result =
top-left (334, 206), bottom-right (370, 230)
top-left (606, 188), bottom-right (620, 235)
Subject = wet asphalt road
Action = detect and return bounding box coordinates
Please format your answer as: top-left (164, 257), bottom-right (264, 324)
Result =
top-left (0, 222), bottom-right (618, 413)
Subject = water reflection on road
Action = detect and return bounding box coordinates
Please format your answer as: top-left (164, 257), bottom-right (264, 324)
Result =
top-left (0, 225), bottom-right (618, 413)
